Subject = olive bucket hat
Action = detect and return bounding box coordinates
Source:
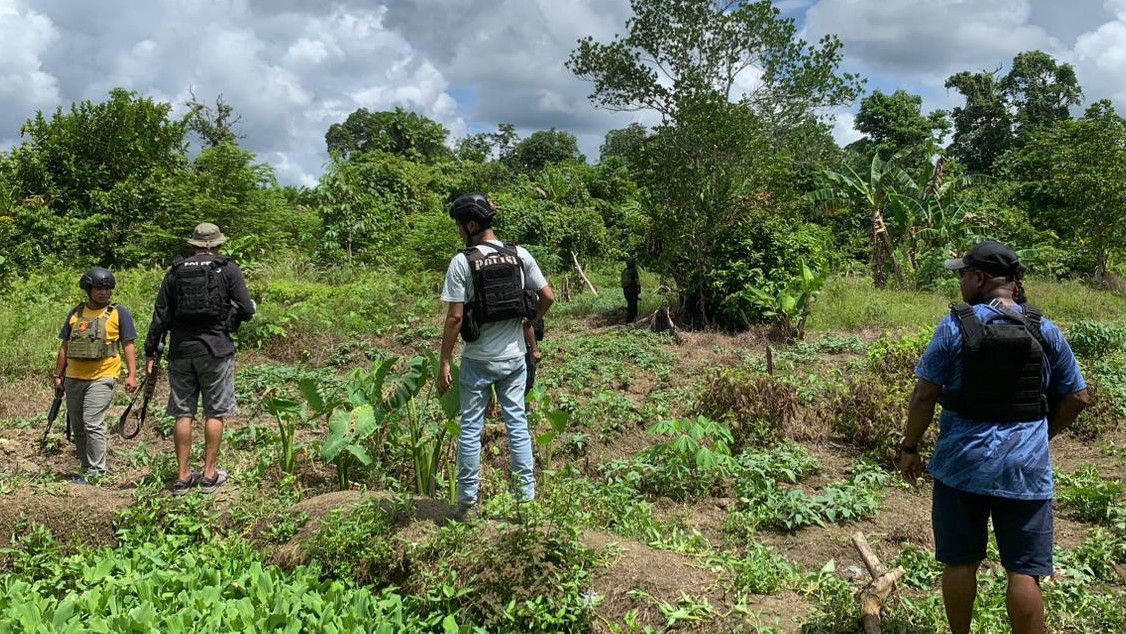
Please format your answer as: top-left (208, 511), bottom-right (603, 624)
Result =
top-left (187, 222), bottom-right (228, 248)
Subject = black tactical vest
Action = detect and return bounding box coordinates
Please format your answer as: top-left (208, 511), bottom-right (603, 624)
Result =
top-left (938, 302), bottom-right (1049, 422)
top-left (460, 243), bottom-right (528, 341)
top-left (173, 257), bottom-right (231, 324)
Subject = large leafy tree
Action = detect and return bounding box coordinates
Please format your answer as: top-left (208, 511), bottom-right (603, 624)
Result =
top-left (567, 0), bottom-right (861, 125)
top-left (852, 90), bottom-right (949, 159)
top-left (567, 0), bottom-right (862, 327)
top-left (945, 70), bottom-right (1012, 174)
top-left (1002, 50), bottom-right (1082, 136)
top-left (599, 122), bottom-right (649, 166)
top-left (946, 50), bottom-right (1082, 174)
top-left (1002, 100), bottom-right (1126, 284)
top-left (325, 107), bottom-right (451, 163)
top-left (502, 128), bottom-right (585, 173)
top-left (4, 88), bottom-right (189, 266)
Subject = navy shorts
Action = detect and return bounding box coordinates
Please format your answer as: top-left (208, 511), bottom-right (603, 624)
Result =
top-left (932, 478), bottom-right (1053, 577)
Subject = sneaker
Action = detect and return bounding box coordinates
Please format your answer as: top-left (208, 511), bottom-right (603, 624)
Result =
top-left (199, 469), bottom-right (229, 494)
top-left (168, 472), bottom-right (200, 496)
top-left (66, 475), bottom-right (89, 485)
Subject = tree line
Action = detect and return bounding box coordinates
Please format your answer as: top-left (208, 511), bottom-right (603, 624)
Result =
top-left (1, 0), bottom-right (1122, 331)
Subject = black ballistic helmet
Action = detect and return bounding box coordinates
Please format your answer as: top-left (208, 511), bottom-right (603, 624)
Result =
top-left (80, 267), bottom-right (116, 292)
top-left (449, 193), bottom-right (497, 227)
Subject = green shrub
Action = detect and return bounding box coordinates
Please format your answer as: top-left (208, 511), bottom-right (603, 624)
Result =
top-left (695, 369), bottom-right (800, 449)
top-left (865, 327), bottom-right (934, 377)
top-left (731, 460), bottom-right (889, 532)
top-left (410, 518), bottom-right (594, 633)
top-left (604, 416), bottom-right (737, 502)
top-left (728, 541), bottom-right (798, 595)
top-left (1067, 320), bottom-right (1126, 359)
top-left (895, 543), bottom-right (943, 590)
top-left (828, 374), bottom-right (914, 461)
top-left (302, 495), bottom-right (412, 585)
top-left (1056, 466), bottom-right (1125, 526)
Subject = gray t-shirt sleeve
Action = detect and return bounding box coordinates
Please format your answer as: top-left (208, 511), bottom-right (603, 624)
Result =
top-left (440, 253), bottom-right (469, 303)
top-left (517, 247), bottom-right (548, 291)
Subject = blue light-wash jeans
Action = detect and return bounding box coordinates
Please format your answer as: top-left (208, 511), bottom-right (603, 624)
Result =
top-left (457, 356), bottom-right (535, 506)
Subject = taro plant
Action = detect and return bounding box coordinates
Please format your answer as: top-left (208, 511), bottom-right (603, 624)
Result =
top-left (321, 404), bottom-right (378, 490)
top-left (401, 352), bottom-right (461, 498)
top-left (264, 378), bottom-right (344, 474)
top-left (338, 353), bottom-right (460, 497)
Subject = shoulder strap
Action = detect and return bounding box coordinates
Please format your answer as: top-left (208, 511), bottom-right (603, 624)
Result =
top-left (71, 303), bottom-right (86, 322)
top-left (1016, 304), bottom-right (1049, 351)
top-left (950, 303), bottom-right (984, 346)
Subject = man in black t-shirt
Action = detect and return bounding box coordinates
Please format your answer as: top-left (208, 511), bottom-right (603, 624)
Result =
top-left (145, 223), bottom-right (255, 495)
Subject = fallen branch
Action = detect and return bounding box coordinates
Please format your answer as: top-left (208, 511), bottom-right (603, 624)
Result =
top-left (851, 532), bottom-right (905, 634)
top-left (570, 251), bottom-right (597, 295)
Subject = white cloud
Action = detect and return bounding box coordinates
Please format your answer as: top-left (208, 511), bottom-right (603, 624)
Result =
top-left (1070, 1), bottom-right (1126, 107)
top-left (0, 0), bottom-right (60, 135)
top-left (4, 0), bottom-right (1126, 183)
top-left (831, 110), bottom-right (864, 147)
top-left (0, 0), bottom-right (465, 185)
top-left (804, 0), bottom-right (1059, 81)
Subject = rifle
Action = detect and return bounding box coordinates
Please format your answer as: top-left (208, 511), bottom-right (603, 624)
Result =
top-left (117, 341), bottom-right (163, 440)
top-left (40, 387), bottom-right (66, 452)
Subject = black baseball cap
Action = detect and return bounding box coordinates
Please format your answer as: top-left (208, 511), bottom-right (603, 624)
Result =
top-left (944, 240), bottom-right (1024, 277)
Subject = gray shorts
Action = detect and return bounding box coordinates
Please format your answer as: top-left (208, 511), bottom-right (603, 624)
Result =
top-left (166, 354), bottom-right (237, 420)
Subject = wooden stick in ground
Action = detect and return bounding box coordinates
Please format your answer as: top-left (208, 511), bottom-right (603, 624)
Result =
top-left (852, 532), bottom-right (886, 578)
top-left (850, 531), bottom-right (905, 634)
top-left (570, 251), bottom-right (597, 294)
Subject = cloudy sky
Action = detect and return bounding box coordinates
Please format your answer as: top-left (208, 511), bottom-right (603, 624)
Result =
top-left (2, 0), bottom-right (1125, 186)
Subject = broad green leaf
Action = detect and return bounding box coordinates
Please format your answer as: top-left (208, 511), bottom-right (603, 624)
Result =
top-left (345, 444), bottom-right (372, 466)
top-left (299, 377), bottom-right (325, 414)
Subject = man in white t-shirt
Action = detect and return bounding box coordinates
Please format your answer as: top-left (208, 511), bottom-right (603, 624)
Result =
top-left (438, 193), bottom-right (554, 519)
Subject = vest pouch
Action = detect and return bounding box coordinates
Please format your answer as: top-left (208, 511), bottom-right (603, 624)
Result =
top-left (460, 303), bottom-right (481, 342)
top-left (523, 288), bottom-right (540, 321)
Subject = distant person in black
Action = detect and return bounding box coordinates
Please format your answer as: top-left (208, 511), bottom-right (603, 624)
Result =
top-left (621, 256), bottom-right (641, 323)
top-left (145, 223), bottom-right (255, 495)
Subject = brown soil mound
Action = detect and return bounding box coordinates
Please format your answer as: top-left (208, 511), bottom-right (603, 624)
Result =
top-left (271, 490), bottom-right (458, 568)
top-left (0, 485), bottom-right (132, 549)
top-left (582, 531), bottom-right (808, 632)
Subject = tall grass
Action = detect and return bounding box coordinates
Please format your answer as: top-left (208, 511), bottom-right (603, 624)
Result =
top-left (808, 276), bottom-right (1126, 333)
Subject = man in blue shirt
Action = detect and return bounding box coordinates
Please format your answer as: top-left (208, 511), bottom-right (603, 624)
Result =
top-left (899, 241), bottom-right (1090, 634)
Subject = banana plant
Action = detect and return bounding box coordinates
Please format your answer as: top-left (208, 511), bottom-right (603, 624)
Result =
top-left (746, 259), bottom-right (829, 341)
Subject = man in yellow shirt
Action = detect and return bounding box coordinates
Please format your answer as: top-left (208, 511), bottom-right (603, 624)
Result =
top-left (53, 267), bottom-right (138, 482)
